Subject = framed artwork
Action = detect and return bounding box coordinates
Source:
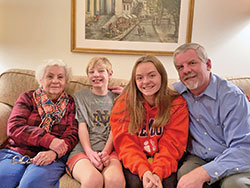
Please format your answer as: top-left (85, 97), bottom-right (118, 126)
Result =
top-left (71, 0), bottom-right (195, 56)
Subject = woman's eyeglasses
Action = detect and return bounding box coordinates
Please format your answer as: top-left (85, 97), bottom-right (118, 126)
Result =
top-left (11, 155), bottom-right (31, 165)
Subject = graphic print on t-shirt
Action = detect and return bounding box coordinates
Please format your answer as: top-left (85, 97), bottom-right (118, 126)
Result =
top-left (93, 110), bottom-right (110, 127)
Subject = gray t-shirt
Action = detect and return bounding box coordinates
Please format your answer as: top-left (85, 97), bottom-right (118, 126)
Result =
top-left (68, 88), bottom-right (117, 159)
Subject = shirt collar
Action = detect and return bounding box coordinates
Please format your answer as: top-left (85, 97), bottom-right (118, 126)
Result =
top-left (173, 73), bottom-right (217, 100)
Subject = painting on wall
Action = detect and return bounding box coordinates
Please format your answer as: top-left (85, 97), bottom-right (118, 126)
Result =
top-left (71, 0), bottom-right (195, 56)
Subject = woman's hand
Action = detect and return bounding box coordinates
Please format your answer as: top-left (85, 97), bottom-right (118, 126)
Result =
top-left (31, 150), bottom-right (57, 166)
top-left (49, 138), bottom-right (68, 158)
top-left (153, 174), bottom-right (162, 188)
top-left (98, 151), bottom-right (110, 167)
top-left (143, 171), bottom-right (159, 188)
top-left (86, 149), bottom-right (103, 171)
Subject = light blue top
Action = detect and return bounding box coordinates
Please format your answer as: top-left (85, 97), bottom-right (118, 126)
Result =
top-left (173, 73), bottom-right (250, 183)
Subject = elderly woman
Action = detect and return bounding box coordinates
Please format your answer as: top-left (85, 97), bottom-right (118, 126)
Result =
top-left (0, 59), bottom-right (78, 188)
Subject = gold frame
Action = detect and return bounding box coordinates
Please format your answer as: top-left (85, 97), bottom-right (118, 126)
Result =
top-left (71, 0), bottom-right (195, 56)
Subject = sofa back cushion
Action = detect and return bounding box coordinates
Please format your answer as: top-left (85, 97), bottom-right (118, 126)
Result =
top-left (0, 69), bottom-right (128, 107)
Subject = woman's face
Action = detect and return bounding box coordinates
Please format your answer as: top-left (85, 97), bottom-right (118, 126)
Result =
top-left (135, 62), bottom-right (161, 105)
top-left (40, 65), bottom-right (66, 100)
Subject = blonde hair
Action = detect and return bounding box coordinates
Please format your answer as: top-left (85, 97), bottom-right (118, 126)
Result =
top-left (35, 59), bottom-right (72, 86)
top-left (86, 56), bottom-right (113, 75)
top-left (118, 55), bottom-right (179, 134)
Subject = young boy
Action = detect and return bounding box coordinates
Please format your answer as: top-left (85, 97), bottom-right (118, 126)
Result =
top-left (66, 56), bottom-right (125, 188)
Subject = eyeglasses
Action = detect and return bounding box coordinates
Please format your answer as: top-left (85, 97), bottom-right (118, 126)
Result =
top-left (11, 155), bottom-right (31, 165)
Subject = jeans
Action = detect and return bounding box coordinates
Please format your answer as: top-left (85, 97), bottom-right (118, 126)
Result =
top-left (0, 149), bottom-right (66, 188)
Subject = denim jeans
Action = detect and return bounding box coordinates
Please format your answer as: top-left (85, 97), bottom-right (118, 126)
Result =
top-left (0, 149), bottom-right (66, 188)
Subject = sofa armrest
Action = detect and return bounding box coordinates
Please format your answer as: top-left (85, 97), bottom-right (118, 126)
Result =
top-left (0, 103), bottom-right (12, 146)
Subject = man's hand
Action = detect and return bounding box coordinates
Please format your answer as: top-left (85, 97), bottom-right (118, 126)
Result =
top-left (109, 86), bottom-right (123, 95)
top-left (177, 167), bottom-right (210, 188)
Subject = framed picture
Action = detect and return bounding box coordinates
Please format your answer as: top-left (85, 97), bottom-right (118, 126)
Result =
top-left (71, 0), bottom-right (195, 56)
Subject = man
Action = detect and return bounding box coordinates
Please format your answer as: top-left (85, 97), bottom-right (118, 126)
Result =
top-left (173, 43), bottom-right (250, 188)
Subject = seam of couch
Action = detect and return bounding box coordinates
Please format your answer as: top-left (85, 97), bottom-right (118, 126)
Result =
top-left (0, 69), bottom-right (35, 78)
top-left (226, 77), bottom-right (250, 81)
top-left (69, 80), bottom-right (92, 86)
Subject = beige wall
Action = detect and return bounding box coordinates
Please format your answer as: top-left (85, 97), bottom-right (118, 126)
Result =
top-left (0, 0), bottom-right (250, 80)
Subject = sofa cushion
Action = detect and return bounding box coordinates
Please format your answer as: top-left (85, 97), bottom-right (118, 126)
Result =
top-left (0, 69), bottom-right (129, 107)
top-left (59, 174), bottom-right (80, 188)
top-left (0, 69), bottom-right (39, 107)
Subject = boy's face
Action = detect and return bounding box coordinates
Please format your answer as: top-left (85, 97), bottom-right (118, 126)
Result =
top-left (87, 65), bottom-right (112, 89)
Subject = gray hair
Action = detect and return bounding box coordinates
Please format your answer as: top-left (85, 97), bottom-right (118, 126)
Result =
top-left (35, 59), bottom-right (72, 86)
top-left (173, 43), bottom-right (208, 64)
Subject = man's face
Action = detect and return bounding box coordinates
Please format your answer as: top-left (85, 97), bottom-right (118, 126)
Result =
top-left (175, 49), bottom-right (211, 96)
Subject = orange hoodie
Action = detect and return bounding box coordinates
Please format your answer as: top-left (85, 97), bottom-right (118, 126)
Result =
top-left (110, 94), bottom-right (189, 180)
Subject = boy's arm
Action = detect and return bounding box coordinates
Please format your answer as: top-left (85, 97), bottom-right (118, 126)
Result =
top-left (102, 131), bottom-right (114, 155)
top-left (78, 122), bottom-right (102, 169)
top-left (99, 131), bottom-right (114, 166)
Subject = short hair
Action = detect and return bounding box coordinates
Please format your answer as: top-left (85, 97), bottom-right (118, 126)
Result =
top-left (173, 43), bottom-right (208, 64)
top-left (35, 59), bottom-right (72, 86)
top-left (86, 56), bottom-right (112, 75)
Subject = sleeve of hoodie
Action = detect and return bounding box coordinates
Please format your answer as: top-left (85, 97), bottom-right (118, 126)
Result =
top-left (110, 95), bottom-right (151, 180)
top-left (151, 96), bottom-right (189, 180)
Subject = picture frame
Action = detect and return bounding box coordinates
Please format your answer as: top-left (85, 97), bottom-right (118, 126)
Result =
top-left (71, 0), bottom-right (195, 56)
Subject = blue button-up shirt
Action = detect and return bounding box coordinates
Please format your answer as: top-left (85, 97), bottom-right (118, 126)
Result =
top-left (173, 73), bottom-right (250, 183)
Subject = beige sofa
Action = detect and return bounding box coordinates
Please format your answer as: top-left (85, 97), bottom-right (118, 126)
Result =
top-left (1, 68), bottom-right (250, 187)
top-left (0, 68), bottom-right (128, 188)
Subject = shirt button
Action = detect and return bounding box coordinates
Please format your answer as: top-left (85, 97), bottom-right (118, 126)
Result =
top-left (204, 132), bottom-right (207, 135)
top-left (236, 168), bottom-right (239, 171)
top-left (196, 118), bottom-right (200, 122)
top-left (215, 172), bottom-right (218, 176)
top-left (208, 148), bottom-right (211, 151)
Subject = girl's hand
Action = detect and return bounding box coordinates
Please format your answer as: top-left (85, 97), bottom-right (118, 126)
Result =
top-left (98, 151), bottom-right (110, 167)
top-left (153, 174), bottom-right (162, 188)
top-left (31, 150), bottom-right (57, 166)
top-left (143, 171), bottom-right (159, 188)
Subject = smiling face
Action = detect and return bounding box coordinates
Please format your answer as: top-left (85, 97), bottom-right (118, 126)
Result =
top-left (87, 64), bottom-right (112, 91)
top-left (175, 49), bottom-right (211, 96)
top-left (135, 62), bottom-right (161, 105)
top-left (40, 65), bottom-right (66, 100)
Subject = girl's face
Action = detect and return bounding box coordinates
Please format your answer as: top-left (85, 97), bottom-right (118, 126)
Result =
top-left (135, 62), bottom-right (161, 105)
top-left (87, 65), bottom-right (111, 89)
